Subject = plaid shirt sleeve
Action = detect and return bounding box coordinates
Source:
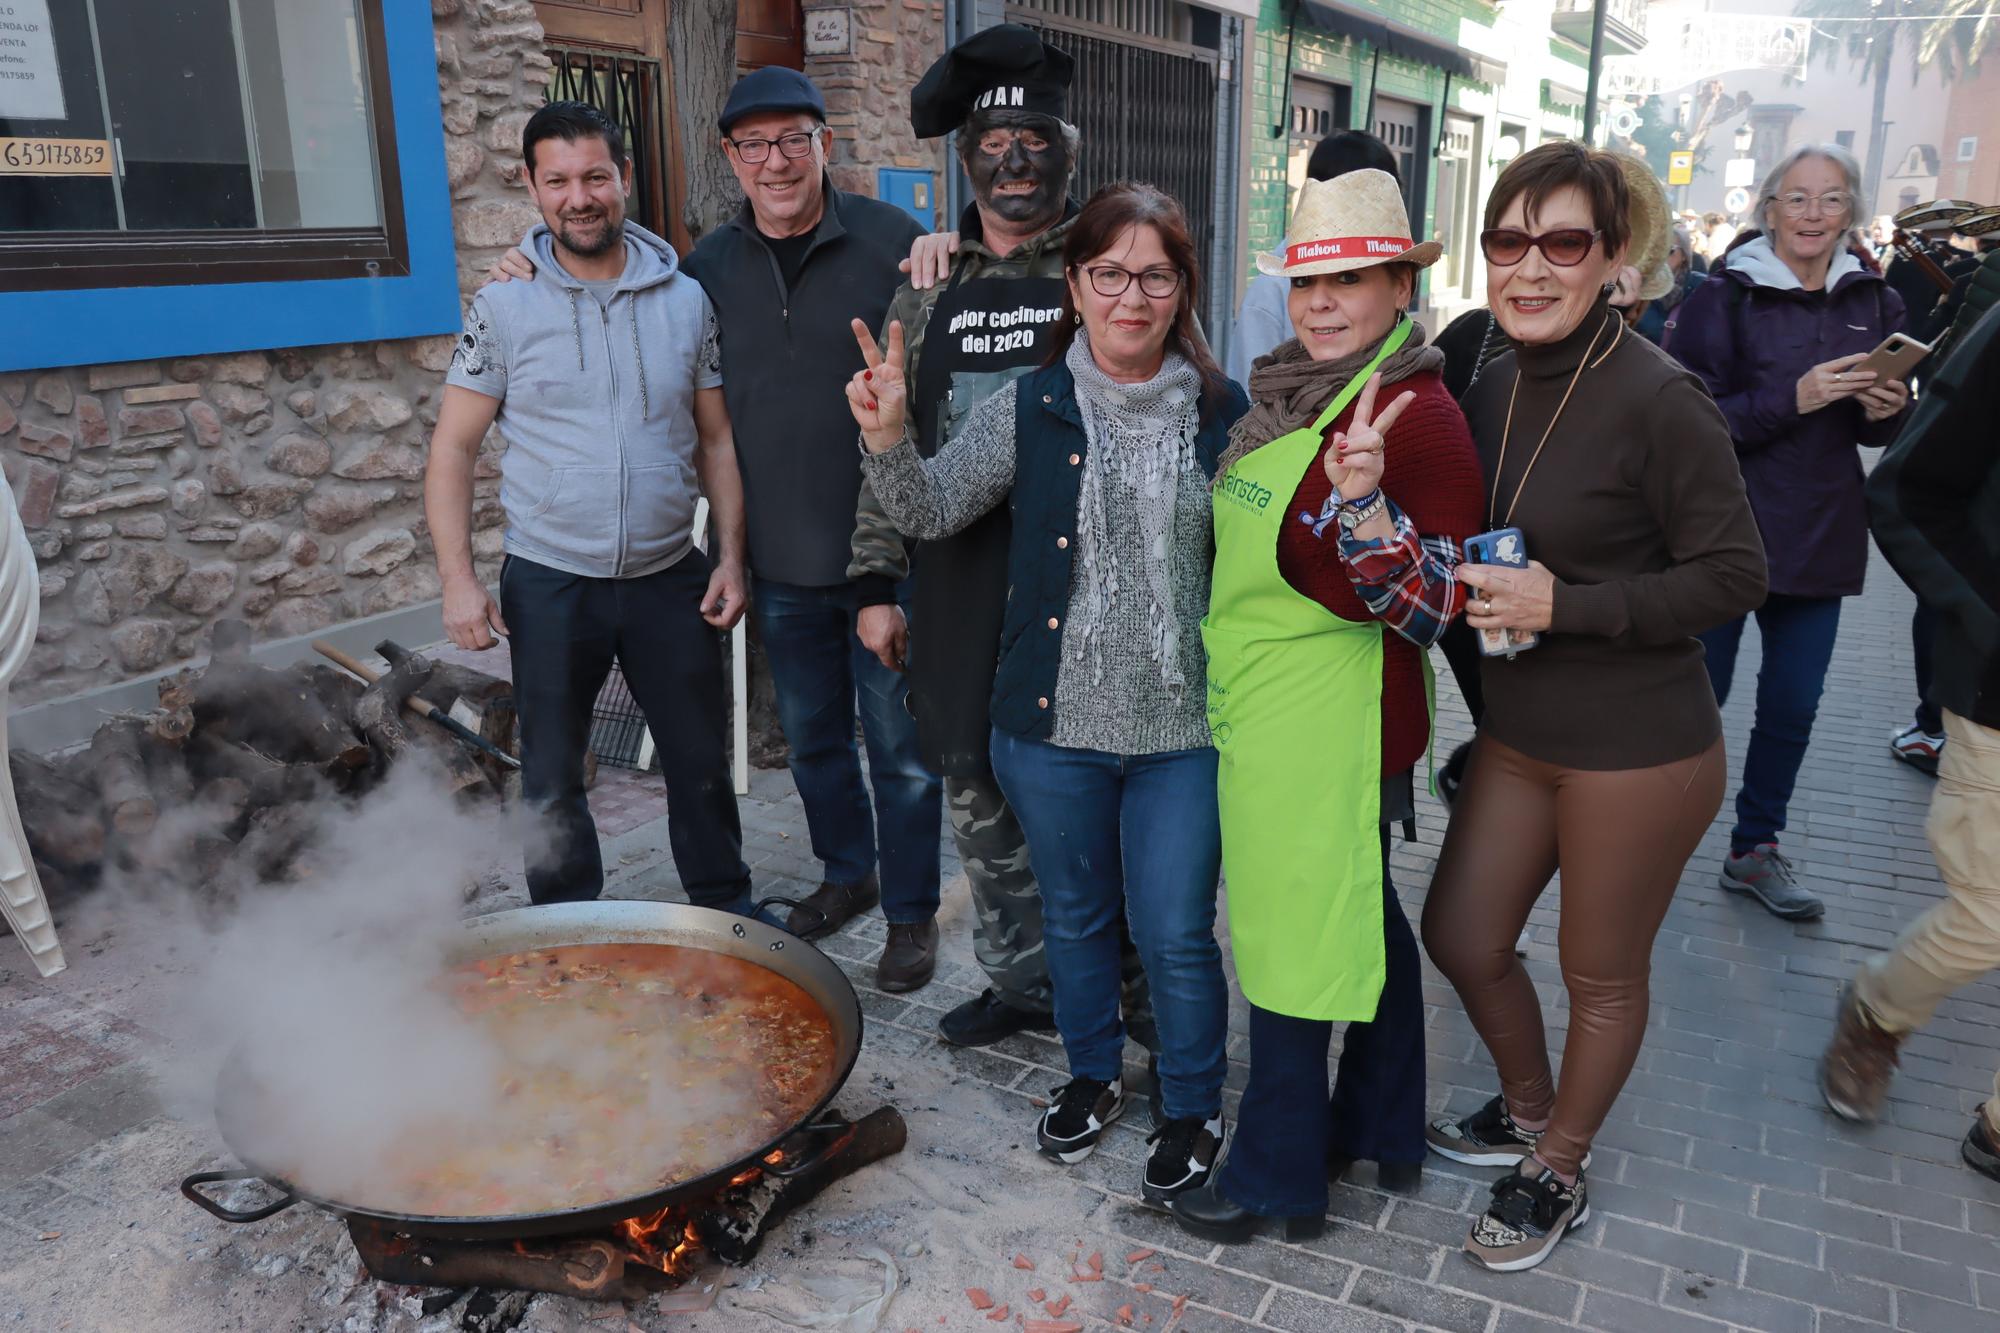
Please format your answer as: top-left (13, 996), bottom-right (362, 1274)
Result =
top-left (1330, 497), bottom-right (1466, 648)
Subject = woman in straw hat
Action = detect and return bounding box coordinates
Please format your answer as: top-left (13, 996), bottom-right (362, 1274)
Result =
top-left (1168, 168), bottom-right (1485, 1243)
top-left (848, 181), bottom-right (1248, 1207)
top-left (1420, 140), bottom-right (1765, 1272)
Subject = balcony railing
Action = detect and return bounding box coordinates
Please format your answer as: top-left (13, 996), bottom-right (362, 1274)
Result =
top-left (1550, 0), bottom-right (1649, 56)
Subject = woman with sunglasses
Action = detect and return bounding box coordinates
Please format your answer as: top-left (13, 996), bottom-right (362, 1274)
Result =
top-left (848, 181), bottom-right (1246, 1205)
top-left (1666, 144), bottom-right (1911, 923)
top-left (1166, 168), bottom-right (1483, 1243)
top-left (1420, 142), bottom-right (1767, 1272)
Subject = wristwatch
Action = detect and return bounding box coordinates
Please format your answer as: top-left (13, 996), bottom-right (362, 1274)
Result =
top-left (1337, 490), bottom-right (1387, 534)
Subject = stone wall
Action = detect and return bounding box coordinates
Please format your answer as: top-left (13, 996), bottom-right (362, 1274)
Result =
top-left (805, 0), bottom-right (948, 217)
top-left (0, 0), bottom-right (549, 707)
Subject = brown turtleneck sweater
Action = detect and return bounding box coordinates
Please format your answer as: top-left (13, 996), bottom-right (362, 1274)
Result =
top-left (1462, 300), bottom-right (1768, 770)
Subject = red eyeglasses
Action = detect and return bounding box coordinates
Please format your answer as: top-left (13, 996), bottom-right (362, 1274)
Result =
top-left (1479, 228), bottom-right (1600, 267)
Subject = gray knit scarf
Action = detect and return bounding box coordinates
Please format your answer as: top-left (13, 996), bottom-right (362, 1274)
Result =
top-left (1216, 321), bottom-right (1443, 481)
top-left (1064, 332), bottom-right (1203, 699)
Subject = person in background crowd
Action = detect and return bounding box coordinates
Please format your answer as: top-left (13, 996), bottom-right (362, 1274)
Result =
top-left (427, 102), bottom-right (754, 911)
top-left (1670, 144), bottom-right (1911, 922)
top-left (848, 25), bottom-right (1158, 1054)
top-left (1884, 211), bottom-right (1963, 333)
top-left (1168, 169), bottom-right (1483, 1244)
top-left (1818, 291), bottom-right (2000, 1185)
top-left (1422, 141), bottom-right (1767, 1272)
top-left (1699, 211), bottom-right (1737, 263)
top-left (1882, 205), bottom-right (1998, 777)
top-left (851, 182), bottom-right (1246, 1205)
top-left (1226, 131), bottom-right (1398, 383)
top-left (482, 73), bottom-right (947, 989)
top-left (1636, 227), bottom-right (1705, 346)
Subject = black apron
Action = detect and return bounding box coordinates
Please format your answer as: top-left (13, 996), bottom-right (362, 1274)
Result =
top-left (906, 263), bottom-right (1068, 777)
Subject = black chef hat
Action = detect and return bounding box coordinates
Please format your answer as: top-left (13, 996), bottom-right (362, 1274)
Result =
top-left (909, 24), bottom-right (1073, 140)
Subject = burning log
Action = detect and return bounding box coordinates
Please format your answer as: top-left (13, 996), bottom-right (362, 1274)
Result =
top-left (9, 751), bottom-right (107, 870)
top-left (83, 717), bottom-right (157, 838)
top-left (690, 1108), bottom-right (909, 1266)
top-left (346, 1224), bottom-right (688, 1305)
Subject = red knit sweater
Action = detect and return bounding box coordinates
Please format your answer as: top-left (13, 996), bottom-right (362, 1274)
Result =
top-left (1274, 369), bottom-right (1486, 779)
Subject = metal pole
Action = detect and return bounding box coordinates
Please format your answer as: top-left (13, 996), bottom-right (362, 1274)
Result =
top-left (1582, 1), bottom-right (1609, 145)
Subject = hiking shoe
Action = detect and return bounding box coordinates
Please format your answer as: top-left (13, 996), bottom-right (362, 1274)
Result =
top-left (1426, 1095), bottom-right (1543, 1166)
top-left (1820, 982), bottom-right (1903, 1123)
top-left (938, 989), bottom-right (1056, 1047)
top-left (1962, 1110), bottom-right (2000, 1183)
top-left (785, 872), bottom-right (880, 940)
top-left (1036, 1077), bottom-right (1124, 1164)
top-left (1721, 844), bottom-right (1824, 921)
top-left (1464, 1165), bottom-right (1590, 1272)
top-left (1890, 723), bottom-right (1945, 777)
top-left (875, 916), bottom-right (938, 993)
top-left (1142, 1112), bottom-right (1224, 1204)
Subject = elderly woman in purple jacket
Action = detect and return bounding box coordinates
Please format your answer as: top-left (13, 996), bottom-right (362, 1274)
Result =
top-left (1667, 143), bottom-right (1910, 922)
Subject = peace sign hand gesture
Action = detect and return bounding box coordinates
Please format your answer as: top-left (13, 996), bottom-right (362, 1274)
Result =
top-left (1322, 372), bottom-right (1416, 501)
top-left (846, 318), bottom-right (909, 454)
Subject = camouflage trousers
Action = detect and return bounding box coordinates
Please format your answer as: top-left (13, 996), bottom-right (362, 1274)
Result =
top-left (945, 774), bottom-right (1155, 1042)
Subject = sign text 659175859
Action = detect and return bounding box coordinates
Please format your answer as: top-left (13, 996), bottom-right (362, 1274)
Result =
top-left (0, 136), bottom-right (113, 176)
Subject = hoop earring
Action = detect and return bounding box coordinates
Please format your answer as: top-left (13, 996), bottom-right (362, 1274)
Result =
top-left (1073, 311), bottom-right (1082, 326)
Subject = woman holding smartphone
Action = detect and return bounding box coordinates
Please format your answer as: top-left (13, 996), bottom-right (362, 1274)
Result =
top-left (1168, 169), bottom-right (1484, 1242)
top-left (1668, 144), bottom-right (1910, 923)
top-left (1421, 142), bottom-right (1767, 1272)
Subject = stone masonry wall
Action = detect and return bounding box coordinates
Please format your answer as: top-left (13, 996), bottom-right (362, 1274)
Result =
top-left (805, 0), bottom-right (947, 219)
top-left (0, 0), bottom-right (549, 707)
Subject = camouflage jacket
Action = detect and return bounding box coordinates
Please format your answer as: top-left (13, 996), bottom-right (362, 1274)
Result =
top-left (848, 207), bottom-right (1078, 605)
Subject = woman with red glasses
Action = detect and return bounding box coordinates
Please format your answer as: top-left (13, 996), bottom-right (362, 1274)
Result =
top-left (1418, 141), bottom-right (1767, 1272)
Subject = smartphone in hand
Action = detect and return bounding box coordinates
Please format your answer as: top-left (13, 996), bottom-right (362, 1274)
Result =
top-left (1854, 332), bottom-right (1931, 384)
top-left (1464, 527), bottom-right (1540, 658)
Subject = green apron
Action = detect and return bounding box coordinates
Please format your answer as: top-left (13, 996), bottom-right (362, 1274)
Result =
top-left (1201, 322), bottom-right (1408, 1021)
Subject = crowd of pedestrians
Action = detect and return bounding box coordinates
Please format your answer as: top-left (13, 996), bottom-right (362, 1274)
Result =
top-left (423, 22), bottom-right (2000, 1279)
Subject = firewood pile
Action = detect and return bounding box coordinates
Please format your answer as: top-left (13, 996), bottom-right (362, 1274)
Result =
top-left (9, 621), bottom-right (519, 917)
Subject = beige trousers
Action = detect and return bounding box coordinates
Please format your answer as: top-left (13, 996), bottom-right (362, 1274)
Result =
top-left (1855, 710), bottom-right (2000, 1121)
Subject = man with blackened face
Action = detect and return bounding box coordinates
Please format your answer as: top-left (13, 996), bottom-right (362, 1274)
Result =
top-left (846, 25), bottom-right (1158, 1066)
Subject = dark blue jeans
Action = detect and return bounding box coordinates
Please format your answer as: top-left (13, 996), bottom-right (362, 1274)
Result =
top-left (989, 729), bottom-right (1227, 1121)
top-left (752, 578), bottom-right (941, 923)
top-left (1699, 593), bottom-right (1844, 854)
top-left (1220, 829), bottom-right (1426, 1217)
top-left (501, 553), bottom-right (751, 909)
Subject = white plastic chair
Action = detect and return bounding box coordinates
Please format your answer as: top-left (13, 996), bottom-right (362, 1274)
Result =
top-left (0, 468), bottom-right (63, 976)
top-left (635, 497), bottom-right (747, 795)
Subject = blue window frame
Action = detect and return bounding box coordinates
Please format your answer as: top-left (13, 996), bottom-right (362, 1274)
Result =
top-left (0, 0), bottom-right (460, 373)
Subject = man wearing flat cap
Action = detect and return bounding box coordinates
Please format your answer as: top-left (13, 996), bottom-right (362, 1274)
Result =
top-left (848, 24), bottom-right (1155, 1055)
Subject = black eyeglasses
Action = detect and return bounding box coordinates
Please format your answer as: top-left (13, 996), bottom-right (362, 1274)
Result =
top-left (1479, 227), bottom-right (1600, 267)
top-left (1081, 265), bottom-right (1182, 299)
top-left (727, 130), bottom-right (818, 164)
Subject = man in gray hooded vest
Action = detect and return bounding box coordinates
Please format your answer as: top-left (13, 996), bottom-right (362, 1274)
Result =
top-left (426, 101), bottom-right (754, 911)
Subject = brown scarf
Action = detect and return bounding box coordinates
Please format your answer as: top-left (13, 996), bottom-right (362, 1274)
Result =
top-left (1216, 321), bottom-right (1444, 482)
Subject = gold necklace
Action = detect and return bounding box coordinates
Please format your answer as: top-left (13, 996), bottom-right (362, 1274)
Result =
top-left (1489, 312), bottom-right (1622, 529)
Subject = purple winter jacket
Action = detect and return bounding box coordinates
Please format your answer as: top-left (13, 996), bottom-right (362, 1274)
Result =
top-left (1665, 236), bottom-right (1907, 599)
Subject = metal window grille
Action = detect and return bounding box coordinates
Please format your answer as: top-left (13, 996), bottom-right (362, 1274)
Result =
top-left (547, 45), bottom-right (667, 238)
top-left (1013, 22), bottom-right (1220, 276)
top-left (589, 666), bottom-right (655, 771)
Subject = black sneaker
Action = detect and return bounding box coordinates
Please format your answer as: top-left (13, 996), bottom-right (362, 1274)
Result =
top-left (1464, 1166), bottom-right (1589, 1272)
top-left (1036, 1077), bottom-right (1124, 1164)
top-left (1142, 1113), bottom-right (1224, 1205)
top-left (1426, 1095), bottom-right (1542, 1166)
top-left (1962, 1110), bottom-right (2000, 1183)
top-left (938, 990), bottom-right (1057, 1047)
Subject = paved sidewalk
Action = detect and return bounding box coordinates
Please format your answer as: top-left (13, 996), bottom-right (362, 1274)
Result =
top-left (2, 540), bottom-right (1997, 1331)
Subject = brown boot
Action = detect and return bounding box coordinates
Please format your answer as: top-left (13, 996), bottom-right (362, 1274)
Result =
top-left (875, 917), bottom-right (938, 993)
top-left (785, 872), bottom-right (880, 940)
top-left (1820, 983), bottom-right (1903, 1123)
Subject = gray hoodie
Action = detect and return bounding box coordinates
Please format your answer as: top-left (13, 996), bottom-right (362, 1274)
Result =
top-left (447, 221), bottom-right (723, 579)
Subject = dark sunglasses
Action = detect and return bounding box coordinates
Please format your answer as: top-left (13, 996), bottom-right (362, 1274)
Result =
top-left (1479, 227), bottom-right (1600, 267)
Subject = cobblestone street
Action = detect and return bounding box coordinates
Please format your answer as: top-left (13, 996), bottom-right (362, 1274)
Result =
top-left (2, 537), bottom-right (1997, 1332)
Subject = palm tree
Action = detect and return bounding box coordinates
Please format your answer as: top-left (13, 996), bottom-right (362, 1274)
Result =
top-left (1796, 0), bottom-right (1995, 207)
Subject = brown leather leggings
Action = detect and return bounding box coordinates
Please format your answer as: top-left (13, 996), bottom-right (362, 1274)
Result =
top-left (1421, 734), bottom-right (1725, 1176)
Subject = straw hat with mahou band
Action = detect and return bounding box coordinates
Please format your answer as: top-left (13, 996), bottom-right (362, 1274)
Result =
top-left (1259, 170), bottom-right (1441, 278)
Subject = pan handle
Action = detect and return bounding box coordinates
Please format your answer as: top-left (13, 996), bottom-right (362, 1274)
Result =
top-left (180, 1169), bottom-right (300, 1224)
top-left (746, 894), bottom-right (815, 937)
top-left (763, 1115), bottom-right (855, 1179)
